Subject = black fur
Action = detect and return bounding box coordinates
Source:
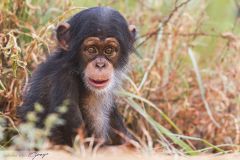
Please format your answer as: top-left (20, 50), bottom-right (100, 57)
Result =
top-left (17, 7), bottom-right (135, 146)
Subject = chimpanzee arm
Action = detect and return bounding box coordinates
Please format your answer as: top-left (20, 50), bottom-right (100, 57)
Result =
top-left (47, 70), bottom-right (83, 146)
top-left (108, 106), bottom-right (133, 145)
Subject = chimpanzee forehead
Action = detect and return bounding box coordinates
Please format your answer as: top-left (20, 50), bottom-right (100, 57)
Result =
top-left (83, 37), bottom-right (119, 46)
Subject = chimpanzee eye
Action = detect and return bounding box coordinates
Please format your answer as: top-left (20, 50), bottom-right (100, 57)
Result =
top-left (87, 46), bottom-right (98, 54)
top-left (104, 47), bottom-right (115, 56)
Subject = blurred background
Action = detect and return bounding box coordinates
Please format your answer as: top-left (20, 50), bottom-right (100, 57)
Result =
top-left (0, 0), bottom-right (240, 154)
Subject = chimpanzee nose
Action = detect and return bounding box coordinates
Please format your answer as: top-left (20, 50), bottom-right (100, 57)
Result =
top-left (95, 57), bottom-right (107, 69)
top-left (96, 62), bottom-right (105, 68)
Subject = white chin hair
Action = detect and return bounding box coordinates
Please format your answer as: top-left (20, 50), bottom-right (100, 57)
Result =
top-left (88, 80), bottom-right (114, 95)
top-left (84, 75), bottom-right (115, 96)
top-left (84, 68), bottom-right (127, 95)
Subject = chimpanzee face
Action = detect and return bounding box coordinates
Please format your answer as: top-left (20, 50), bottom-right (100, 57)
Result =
top-left (80, 37), bottom-right (120, 92)
top-left (56, 7), bottom-right (136, 94)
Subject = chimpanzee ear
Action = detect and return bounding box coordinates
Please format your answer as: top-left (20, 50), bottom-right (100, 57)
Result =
top-left (129, 25), bottom-right (137, 42)
top-left (56, 22), bottom-right (71, 50)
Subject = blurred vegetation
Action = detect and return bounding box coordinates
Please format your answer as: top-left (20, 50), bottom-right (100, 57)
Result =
top-left (0, 0), bottom-right (240, 155)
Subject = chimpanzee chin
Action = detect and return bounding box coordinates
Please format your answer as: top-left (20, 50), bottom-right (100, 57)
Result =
top-left (17, 6), bottom-right (137, 147)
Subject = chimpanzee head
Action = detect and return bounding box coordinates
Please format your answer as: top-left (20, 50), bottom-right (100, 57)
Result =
top-left (56, 7), bottom-right (136, 93)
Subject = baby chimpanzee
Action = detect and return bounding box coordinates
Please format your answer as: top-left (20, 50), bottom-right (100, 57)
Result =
top-left (17, 7), bottom-right (136, 146)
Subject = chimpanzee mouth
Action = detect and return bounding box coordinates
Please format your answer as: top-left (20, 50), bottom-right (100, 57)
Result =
top-left (88, 78), bottom-right (109, 89)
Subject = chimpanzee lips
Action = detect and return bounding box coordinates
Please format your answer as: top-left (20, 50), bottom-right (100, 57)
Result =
top-left (88, 78), bottom-right (109, 89)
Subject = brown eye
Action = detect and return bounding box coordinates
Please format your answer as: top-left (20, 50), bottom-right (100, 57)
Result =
top-left (87, 46), bottom-right (97, 54)
top-left (104, 47), bottom-right (115, 56)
